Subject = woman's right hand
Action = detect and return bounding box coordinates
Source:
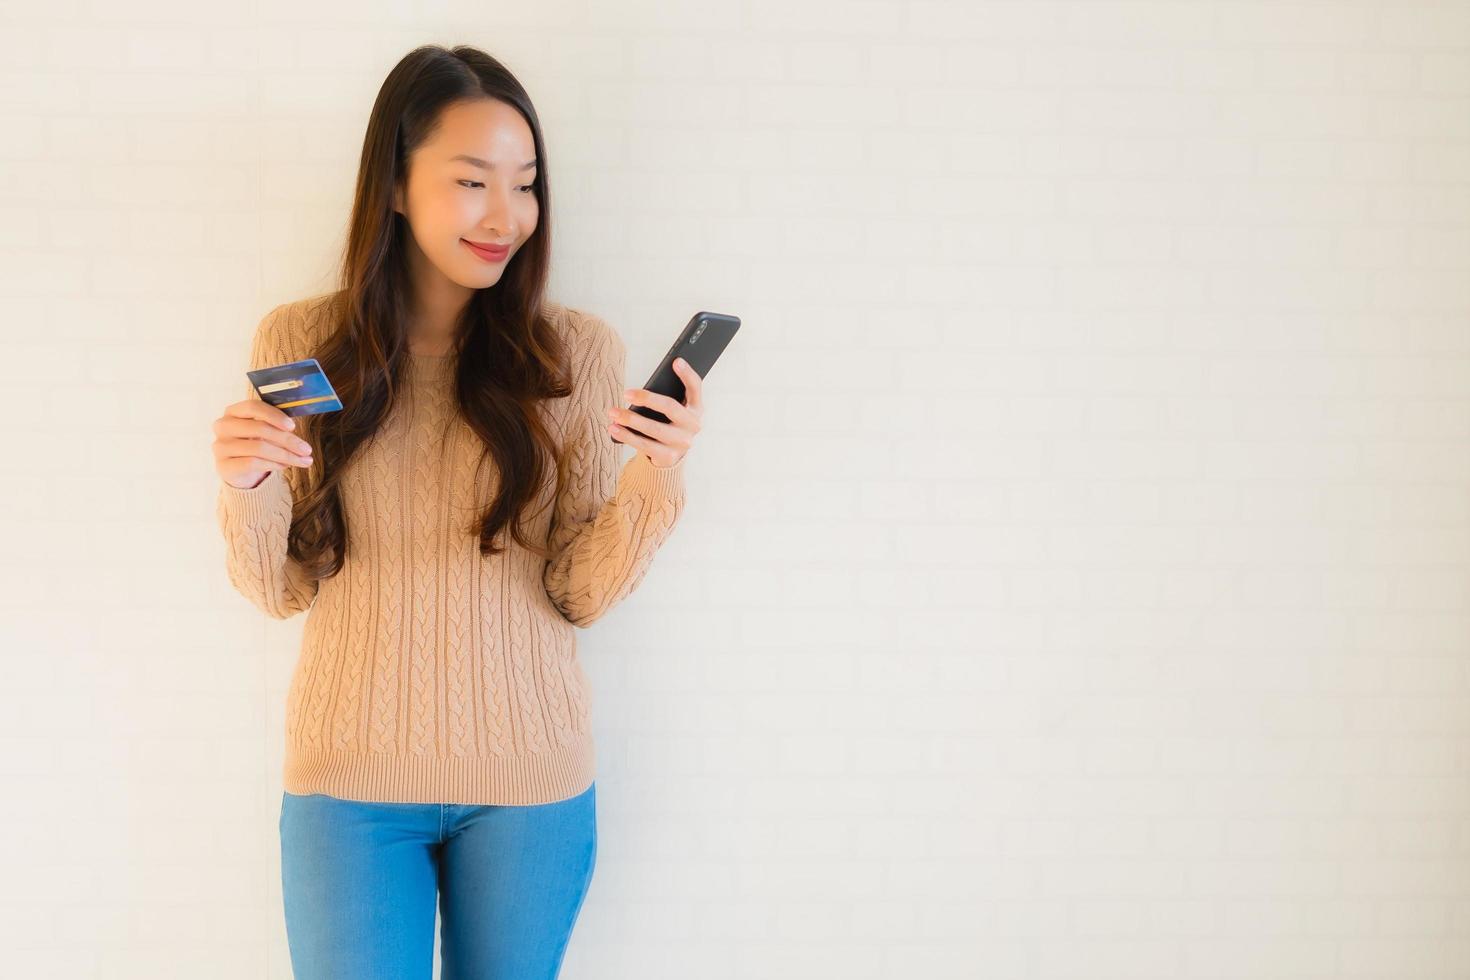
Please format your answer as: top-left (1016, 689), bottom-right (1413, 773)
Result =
top-left (213, 399), bottom-right (315, 490)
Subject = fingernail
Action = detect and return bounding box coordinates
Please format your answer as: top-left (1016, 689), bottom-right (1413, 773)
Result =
top-left (285, 418), bottom-right (295, 430)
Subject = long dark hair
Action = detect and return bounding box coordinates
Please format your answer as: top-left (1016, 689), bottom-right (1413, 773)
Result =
top-left (287, 44), bottom-right (574, 580)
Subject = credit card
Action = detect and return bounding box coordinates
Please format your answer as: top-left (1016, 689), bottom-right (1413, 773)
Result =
top-left (246, 358), bottom-right (343, 417)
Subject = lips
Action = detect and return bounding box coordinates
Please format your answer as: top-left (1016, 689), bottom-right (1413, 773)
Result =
top-left (462, 239), bottom-right (510, 262)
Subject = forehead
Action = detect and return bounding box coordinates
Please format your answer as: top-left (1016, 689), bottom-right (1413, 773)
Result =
top-left (425, 98), bottom-right (535, 165)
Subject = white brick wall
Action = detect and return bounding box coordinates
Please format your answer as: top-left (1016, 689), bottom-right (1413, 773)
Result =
top-left (0, 2), bottom-right (1467, 977)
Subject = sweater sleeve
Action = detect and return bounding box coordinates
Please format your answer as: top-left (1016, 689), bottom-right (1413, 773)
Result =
top-left (542, 311), bottom-right (687, 628)
top-left (215, 303), bottom-right (320, 620)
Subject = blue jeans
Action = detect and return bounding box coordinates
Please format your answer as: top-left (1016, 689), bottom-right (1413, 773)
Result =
top-left (279, 782), bottom-right (597, 980)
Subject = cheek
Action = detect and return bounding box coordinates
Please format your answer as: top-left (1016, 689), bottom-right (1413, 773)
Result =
top-left (448, 192), bottom-right (483, 226)
top-left (413, 188), bottom-right (464, 234)
top-left (518, 197), bottom-right (539, 238)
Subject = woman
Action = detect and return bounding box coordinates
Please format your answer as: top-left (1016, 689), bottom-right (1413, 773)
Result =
top-left (209, 44), bottom-right (701, 979)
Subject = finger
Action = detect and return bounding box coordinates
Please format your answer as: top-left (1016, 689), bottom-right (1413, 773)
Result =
top-left (671, 357), bottom-right (703, 411)
top-left (606, 422), bottom-right (678, 466)
top-left (231, 459), bottom-right (288, 481)
top-left (228, 398), bottom-right (297, 432)
top-left (608, 406), bottom-right (684, 447)
top-left (215, 416), bottom-right (315, 457)
top-left (623, 386), bottom-right (698, 430)
top-left (606, 421), bottom-right (651, 453)
top-left (218, 436), bottom-right (314, 468)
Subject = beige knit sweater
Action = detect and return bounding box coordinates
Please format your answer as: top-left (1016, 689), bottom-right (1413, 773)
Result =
top-left (216, 293), bottom-right (686, 805)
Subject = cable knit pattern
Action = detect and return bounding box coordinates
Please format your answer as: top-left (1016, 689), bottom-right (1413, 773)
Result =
top-left (216, 293), bottom-right (686, 804)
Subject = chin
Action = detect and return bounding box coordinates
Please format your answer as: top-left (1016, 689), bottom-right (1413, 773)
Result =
top-left (469, 269), bottom-right (507, 288)
top-left (444, 261), bottom-right (505, 289)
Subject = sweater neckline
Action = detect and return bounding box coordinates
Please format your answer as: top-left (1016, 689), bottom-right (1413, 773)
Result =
top-left (405, 353), bottom-right (455, 383)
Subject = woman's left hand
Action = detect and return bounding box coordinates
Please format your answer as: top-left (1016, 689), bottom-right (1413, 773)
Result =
top-left (606, 357), bottom-right (702, 469)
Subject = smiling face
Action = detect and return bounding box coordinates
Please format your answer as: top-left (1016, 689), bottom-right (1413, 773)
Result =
top-left (393, 98), bottom-right (540, 292)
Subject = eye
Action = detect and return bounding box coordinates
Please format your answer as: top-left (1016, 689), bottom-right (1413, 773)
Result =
top-left (456, 180), bottom-right (536, 194)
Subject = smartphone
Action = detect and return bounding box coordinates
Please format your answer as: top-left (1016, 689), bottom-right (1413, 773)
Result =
top-left (612, 310), bottom-right (740, 443)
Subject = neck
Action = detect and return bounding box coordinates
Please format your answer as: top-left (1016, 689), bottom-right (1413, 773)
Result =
top-left (405, 237), bottom-right (473, 357)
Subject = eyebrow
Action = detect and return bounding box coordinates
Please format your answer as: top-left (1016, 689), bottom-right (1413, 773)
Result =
top-left (449, 154), bottom-right (538, 171)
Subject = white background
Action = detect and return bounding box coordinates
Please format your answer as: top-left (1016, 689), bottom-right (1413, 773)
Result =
top-left (1, 1), bottom-right (1467, 977)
